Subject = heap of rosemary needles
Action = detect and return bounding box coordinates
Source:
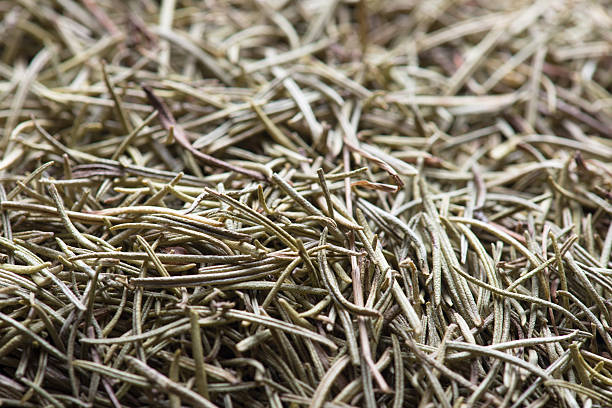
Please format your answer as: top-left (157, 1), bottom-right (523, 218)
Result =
top-left (0, 0), bottom-right (611, 407)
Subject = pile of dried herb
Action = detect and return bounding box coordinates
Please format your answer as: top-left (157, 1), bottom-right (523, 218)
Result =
top-left (0, 0), bottom-right (611, 407)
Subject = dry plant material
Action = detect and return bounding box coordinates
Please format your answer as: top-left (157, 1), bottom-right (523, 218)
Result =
top-left (0, 1), bottom-right (611, 407)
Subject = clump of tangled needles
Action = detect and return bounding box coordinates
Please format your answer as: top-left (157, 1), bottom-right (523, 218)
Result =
top-left (0, 0), bottom-right (611, 407)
